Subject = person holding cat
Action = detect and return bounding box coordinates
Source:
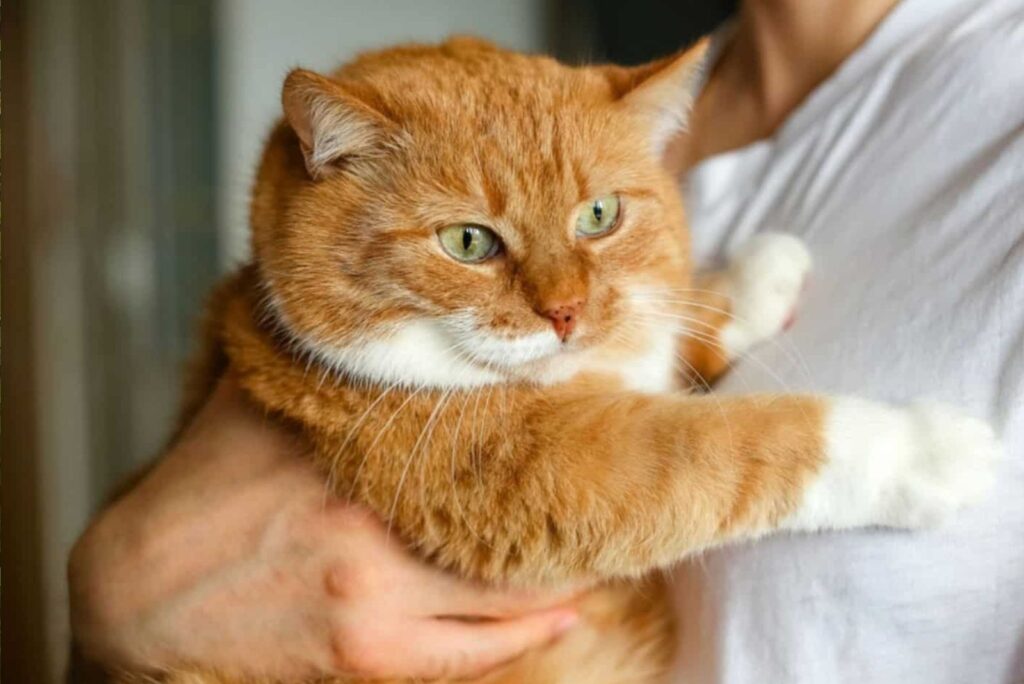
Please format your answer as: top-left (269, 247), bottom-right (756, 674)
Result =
top-left (69, 0), bottom-right (1024, 682)
top-left (68, 375), bottom-right (582, 681)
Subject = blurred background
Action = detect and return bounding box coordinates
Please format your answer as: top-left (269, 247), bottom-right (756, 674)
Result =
top-left (3, 0), bottom-right (734, 679)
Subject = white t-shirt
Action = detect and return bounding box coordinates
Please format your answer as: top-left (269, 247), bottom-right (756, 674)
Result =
top-left (670, 1), bottom-right (1024, 682)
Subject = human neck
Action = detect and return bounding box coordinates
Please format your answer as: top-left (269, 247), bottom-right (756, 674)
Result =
top-left (682, 0), bottom-right (901, 168)
top-left (726, 0), bottom-right (902, 127)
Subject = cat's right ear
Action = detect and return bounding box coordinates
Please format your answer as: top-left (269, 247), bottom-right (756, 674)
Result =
top-left (604, 39), bottom-right (709, 169)
top-left (282, 69), bottom-right (393, 180)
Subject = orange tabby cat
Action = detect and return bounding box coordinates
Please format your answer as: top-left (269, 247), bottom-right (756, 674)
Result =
top-left (145, 38), bottom-right (998, 683)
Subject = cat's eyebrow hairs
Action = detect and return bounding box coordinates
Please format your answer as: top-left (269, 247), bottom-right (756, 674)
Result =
top-left (615, 187), bottom-right (660, 201)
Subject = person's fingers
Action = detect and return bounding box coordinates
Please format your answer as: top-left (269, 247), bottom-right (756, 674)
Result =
top-left (389, 609), bottom-right (579, 680)
top-left (414, 565), bottom-right (583, 619)
top-left (318, 503), bottom-right (583, 619)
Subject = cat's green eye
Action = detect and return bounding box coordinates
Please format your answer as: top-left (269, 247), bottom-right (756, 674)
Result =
top-left (575, 195), bottom-right (621, 237)
top-left (438, 224), bottom-right (501, 263)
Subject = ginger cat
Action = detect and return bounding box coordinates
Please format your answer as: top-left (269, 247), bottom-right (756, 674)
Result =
top-left (143, 38), bottom-right (999, 683)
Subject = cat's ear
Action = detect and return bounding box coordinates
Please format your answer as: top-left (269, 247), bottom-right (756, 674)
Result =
top-left (282, 68), bottom-right (394, 180)
top-left (607, 39), bottom-right (708, 161)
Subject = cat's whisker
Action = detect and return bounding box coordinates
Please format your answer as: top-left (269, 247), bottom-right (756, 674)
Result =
top-left (386, 389), bottom-right (453, 540)
top-left (416, 390), bottom-right (456, 494)
top-left (672, 350), bottom-right (737, 452)
top-left (676, 326), bottom-right (799, 397)
top-left (634, 285), bottom-right (734, 297)
top-left (319, 384), bottom-right (395, 506)
top-left (315, 364), bottom-right (332, 392)
top-left (638, 302), bottom-right (816, 392)
top-left (636, 291), bottom-right (818, 388)
top-left (630, 309), bottom-right (771, 396)
top-left (448, 388), bottom-right (494, 550)
top-left (349, 387), bottom-right (424, 502)
top-left (472, 385), bottom-right (498, 487)
top-left (634, 310), bottom-right (722, 332)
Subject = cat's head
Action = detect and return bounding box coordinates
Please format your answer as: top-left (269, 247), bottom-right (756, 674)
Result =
top-left (251, 37), bottom-right (704, 389)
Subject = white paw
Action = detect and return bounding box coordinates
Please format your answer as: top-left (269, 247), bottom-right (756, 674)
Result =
top-left (784, 398), bottom-right (1000, 532)
top-left (886, 402), bottom-right (1000, 527)
top-left (721, 232), bottom-right (812, 356)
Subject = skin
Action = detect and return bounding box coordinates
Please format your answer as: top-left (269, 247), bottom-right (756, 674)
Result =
top-left (68, 377), bottom-right (579, 681)
top-left (69, 0), bottom-right (902, 678)
top-left (680, 0), bottom-right (902, 170)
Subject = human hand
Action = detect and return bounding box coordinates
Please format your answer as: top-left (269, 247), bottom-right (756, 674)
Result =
top-left (68, 376), bottom-right (579, 681)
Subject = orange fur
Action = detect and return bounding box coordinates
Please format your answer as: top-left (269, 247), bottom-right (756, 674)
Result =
top-left (678, 273), bottom-right (737, 386)
top-left (130, 38), bottom-right (841, 684)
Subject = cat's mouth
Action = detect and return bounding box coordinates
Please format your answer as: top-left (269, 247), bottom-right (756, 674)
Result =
top-left (440, 309), bottom-right (625, 376)
top-left (456, 328), bottom-right (567, 369)
top-left (442, 315), bottom-right (569, 371)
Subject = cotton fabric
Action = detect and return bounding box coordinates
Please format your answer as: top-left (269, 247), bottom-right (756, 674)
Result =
top-left (671, 1), bottom-right (1024, 681)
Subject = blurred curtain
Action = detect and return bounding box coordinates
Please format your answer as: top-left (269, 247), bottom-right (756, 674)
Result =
top-left (2, 0), bottom-right (219, 680)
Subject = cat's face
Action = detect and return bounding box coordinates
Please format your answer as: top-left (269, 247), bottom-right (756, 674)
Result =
top-left (252, 38), bottom-right (702, 389)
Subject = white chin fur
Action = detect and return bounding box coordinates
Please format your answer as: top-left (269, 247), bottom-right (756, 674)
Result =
top-left (443, 313), bottom-right (563, 369)
top-left (784, 398), bottom-right (1000, 532)
top-left (274, 297), bottom-right (676, 392)
top-left (278, 300), bottom-right (570, 389)
top-left (296, 317), bottom-right (507, 389)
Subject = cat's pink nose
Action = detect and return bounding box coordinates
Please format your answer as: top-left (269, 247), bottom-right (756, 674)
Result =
top-left (542, 299), bottom-right (584, 341)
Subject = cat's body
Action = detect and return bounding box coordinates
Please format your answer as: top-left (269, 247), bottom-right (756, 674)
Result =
top-left (141, 39), bottom-right (999, 684)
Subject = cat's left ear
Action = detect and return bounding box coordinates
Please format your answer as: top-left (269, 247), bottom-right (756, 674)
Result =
top-left (282, 68), bottom-right (396, 180)
top-left (607, 39), bottom-right (709, 162)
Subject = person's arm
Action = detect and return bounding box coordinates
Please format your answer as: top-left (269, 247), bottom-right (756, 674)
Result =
top-left (67, 377), bottom-right (578, 682)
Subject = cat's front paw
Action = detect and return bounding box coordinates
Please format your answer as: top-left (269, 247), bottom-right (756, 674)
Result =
top-left (721, 232), bottom-right (811, 356)
top-left (784, 398), bottom-right (1000, 532)
top-left (886, 402), bottom-right (1000, 527)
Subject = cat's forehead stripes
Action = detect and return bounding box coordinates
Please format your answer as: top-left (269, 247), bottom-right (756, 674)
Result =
top-left (478, 164), bottom-right (507, 217)
top-left (453, 115), bottom-right (596, 225)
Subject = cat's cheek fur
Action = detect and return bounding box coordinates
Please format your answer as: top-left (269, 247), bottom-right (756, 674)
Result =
top-left (784, 398), bottom-right (1000, 532)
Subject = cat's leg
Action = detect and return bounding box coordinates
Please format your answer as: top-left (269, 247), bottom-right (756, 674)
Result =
top-left (679, 233), bottom-right (811, 385)
top-left (781, 398), bottom-right (999, 531)
top-left (580, 394), bottom-right (995, 575)
top-left (357, 389), bottom-right (999, 584)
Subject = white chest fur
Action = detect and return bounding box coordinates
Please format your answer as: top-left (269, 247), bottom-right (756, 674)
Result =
top-left (582, 325), bottom-right (680, 394)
